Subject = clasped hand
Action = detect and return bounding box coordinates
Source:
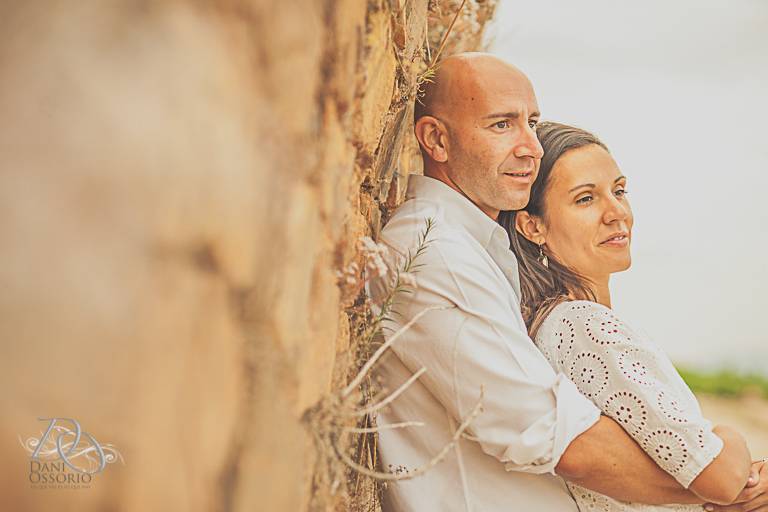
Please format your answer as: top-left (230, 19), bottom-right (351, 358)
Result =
top-left (706, 460), bottom-right (768, 512)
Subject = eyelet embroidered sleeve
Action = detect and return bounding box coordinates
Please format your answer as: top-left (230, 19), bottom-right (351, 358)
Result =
top-left (535, 301), bottom-right (724, 489)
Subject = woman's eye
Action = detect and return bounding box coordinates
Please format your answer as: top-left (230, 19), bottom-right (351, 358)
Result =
top-left (614, 188), bottom-right (628, 197)
top-left (494, 120), bottom-right (510, 129)
top-left (576, 195), bottom-right (593, 205)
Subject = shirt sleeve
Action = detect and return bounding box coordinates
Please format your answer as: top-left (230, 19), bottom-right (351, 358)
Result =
top-left (535, 301), bottom-right (724, 488)
top-left (374, 234), bottom-right (601, 475)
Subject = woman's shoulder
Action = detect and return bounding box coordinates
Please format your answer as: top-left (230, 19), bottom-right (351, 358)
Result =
top-left (540, 299), bottom-right (615, 327)
top-left (536, 299), bottom-right (636, 344)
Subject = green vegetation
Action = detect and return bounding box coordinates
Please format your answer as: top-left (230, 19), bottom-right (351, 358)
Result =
top-left (677, 367), bottom-right (768, 399)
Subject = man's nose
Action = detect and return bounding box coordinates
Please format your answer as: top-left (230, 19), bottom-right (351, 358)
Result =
top-left (514, 126), bottom-right (544, 160)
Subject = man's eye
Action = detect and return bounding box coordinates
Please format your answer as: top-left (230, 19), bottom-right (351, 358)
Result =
top-left (576, 195), bottom-right (593, 205)
top-left (494, 120), bottom-right (510, 129)
top-left (528, 120), bottom-right (538, 129)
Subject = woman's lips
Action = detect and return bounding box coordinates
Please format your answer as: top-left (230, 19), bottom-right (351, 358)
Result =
top-left (599, 233), bottom-right (629, 247)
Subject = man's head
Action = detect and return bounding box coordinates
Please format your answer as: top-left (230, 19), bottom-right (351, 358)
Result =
top-left (414, 53), bottom-right (543, 219)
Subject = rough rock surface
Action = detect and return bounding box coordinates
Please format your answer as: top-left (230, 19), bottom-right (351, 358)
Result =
top-left (0, 1), bottom-right (494, 510)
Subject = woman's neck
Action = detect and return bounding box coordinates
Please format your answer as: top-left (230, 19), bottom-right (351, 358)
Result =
top-left (591, 277), bottom-right (611, 308)
top-left (566, 275), bottom-right (611, 308)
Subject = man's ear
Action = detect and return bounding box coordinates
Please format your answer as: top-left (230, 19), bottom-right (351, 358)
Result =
top-left (515, 211), bottom-right (547, 245)
top-left (414, 116), bottom-right (448, 163)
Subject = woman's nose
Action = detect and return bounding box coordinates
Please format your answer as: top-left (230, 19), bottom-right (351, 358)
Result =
top-left (604, 196), bottom-right (628, 223)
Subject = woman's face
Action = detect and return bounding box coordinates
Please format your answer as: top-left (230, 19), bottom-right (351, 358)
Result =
top-left (540, 144), bottom-right (633, 283)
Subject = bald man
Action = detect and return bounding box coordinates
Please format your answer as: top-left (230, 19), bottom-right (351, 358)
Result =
top-left (368, 53), bottom-right (728, 511)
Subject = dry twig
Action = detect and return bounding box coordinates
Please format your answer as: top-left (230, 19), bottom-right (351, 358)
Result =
top-left (430, 0), bottom-right (467, 67)
top-left (343, 420), bottom-right (425, 434)
top-left (342, 304), bottom-right (449, 398)
top-left (333, 385), bottom-right (484, 481)
top-left (307, 218), bottom-right (485, 505)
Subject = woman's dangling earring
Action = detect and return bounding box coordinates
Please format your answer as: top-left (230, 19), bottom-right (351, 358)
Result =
top-left (538, 243), bottom-right (549, 268)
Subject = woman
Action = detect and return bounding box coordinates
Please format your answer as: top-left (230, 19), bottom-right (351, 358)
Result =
top-left (498, 122), bottom-right (754, 511)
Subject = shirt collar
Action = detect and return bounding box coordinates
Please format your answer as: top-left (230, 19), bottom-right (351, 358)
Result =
top-left (406, 175), bottom-right (510, 250)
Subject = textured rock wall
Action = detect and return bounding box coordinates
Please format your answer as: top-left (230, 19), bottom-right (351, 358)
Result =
top-left (0, 1), bottom-right (493, 511)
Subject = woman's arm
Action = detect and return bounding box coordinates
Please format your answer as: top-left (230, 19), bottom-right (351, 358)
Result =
top-left (557, 422), bottom-right (760, 506)
top-left (556, 415), bottom-right (704, 505)
top-left (689, 425), bottom-right (752, 504)
top-left (537, 301), bottom-right (753, 505)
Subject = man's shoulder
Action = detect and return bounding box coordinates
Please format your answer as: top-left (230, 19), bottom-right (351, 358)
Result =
top-left (381, 197), bottom-right (476, 258)
top-left (377, 198), bottom-right (510, 301)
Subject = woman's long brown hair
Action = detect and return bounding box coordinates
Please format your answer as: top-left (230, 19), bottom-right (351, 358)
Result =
top-left (498, 121), bottom-right (608, 338)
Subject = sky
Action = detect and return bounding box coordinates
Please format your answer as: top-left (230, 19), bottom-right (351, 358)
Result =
top-left (487, 0), bottom-right (768, 373)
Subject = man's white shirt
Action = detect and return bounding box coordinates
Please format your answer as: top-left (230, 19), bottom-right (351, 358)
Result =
top-left (368, 175), bottom-right (601, 511)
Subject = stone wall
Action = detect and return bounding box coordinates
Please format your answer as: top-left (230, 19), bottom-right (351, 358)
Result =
top-left (0, 1), bottom-right (494, 510)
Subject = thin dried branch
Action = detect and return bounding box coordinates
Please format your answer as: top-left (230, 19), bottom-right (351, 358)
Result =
top-left (307, 218), bottom-right (442, 504)
top-left (343, 420), bottom-right (425, 434)
top-left (333, 385), bottom-right (484, 481)
top-left (342, 305), bottom-right (449, 398)
top-left (349, 366), bottom-right (427, 417)
top-left (401, 0), bottom-right (408, 39)
top-left (341, 218), bottom-right (437, 398)
top-left (430, 0), bottom-right (467, 67)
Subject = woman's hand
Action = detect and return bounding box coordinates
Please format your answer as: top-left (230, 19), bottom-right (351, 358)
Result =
top-left (705, 460), bottom-right (768, 512)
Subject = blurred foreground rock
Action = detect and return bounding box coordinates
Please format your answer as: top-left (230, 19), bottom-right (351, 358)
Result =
top-left (0, 1), bottom-right (494, 510)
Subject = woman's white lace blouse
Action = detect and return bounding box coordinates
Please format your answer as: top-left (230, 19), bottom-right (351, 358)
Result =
top-left (535, 300), bottom-right (724, 511)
